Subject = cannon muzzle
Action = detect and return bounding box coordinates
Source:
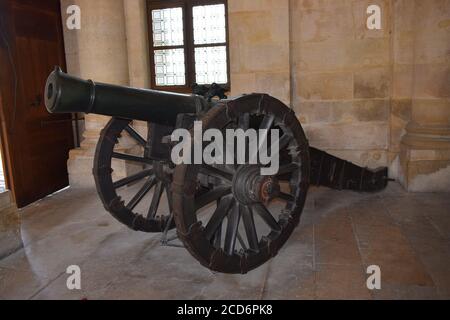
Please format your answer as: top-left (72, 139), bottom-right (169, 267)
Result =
top-left (45, 67), bottom-right (208, 126)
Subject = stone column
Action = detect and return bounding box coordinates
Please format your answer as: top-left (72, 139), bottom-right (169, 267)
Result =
top-left (400, 0), bottom-right (450, 192)
top-left (123, 0), bottom-right (152, 139)
top-left (61, 0), bottom-right (130, 187)
top-left (124, 0), bottom-right (151, 89)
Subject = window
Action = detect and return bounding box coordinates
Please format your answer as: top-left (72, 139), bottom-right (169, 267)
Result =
top-left (147, 0), bottom-right (229, 92)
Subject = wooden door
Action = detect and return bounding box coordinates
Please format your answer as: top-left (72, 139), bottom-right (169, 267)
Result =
top-left (0, 0), bottom-right (74, 208)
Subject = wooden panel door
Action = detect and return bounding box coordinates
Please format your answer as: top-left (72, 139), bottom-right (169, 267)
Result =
top-left (0, 0), bottom-right (74, 208)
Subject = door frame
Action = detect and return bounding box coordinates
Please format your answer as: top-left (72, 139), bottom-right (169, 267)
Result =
top-left (0, 0), bottom-right (70, 207)
top-left (0, 0), bottom-right (18, 201)
top-left (0, 93), bottom-right (13, 194)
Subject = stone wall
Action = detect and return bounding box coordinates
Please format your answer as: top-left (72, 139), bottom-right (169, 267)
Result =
top-left (228, 0), bottom-right (450, 190)
top-left (228, 0), bottom-right (291, 105)
top-left (60, 0), bottom-right (449, 191)
top-left (290, 0), bottom-right (391, 170)
top-left (227, 0), bottom-right (395, 169)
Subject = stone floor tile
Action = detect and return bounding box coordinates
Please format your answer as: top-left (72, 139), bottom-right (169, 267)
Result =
top-left (19, 188), bottom-right (103, 246)
top-left (314, 264), bottom-right (371, 300)
top-left (352, 222), bottom-right (434, 287)
top-left (0, 222), bottom-right (123, 280)
top-left (0, 266), bottom-right (52, 300)
top-left (194, 264), bottom-right (270, 300)
top-left (315, 212), bottom-right (362, 266)
top-left (371, 284), bottom-right (439, 300)
top-left (263, 263), bottom-right (315, 300)
top-left (377, 182), bottom-right (410, 198)
top-left (348, 198), bottom-right (392, 227)
top-left (262, 225), bottom-right (315, 300)
top-left (405, 236), bottom-right (450, 299)
top-left (415, 197), bottom-right (450, 240)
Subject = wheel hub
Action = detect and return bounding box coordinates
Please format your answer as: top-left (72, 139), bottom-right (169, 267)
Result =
top-left (232, 166), bottom-right (280, 205)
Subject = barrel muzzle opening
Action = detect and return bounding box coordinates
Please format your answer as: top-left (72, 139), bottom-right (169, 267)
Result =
top-left (44, 67), bottom-right (62, 113)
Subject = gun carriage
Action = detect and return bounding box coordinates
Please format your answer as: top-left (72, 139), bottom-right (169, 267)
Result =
top-left (45, 67), bottom-right (388, 274)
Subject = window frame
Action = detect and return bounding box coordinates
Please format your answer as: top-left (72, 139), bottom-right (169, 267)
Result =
top-left (146, 0), bottom-right (230, 93)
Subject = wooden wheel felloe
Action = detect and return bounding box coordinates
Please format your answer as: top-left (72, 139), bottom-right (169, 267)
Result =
top-left (172, 94), bottom-right (311, 274)
top-left (94, 118), bottom-right (175, 233)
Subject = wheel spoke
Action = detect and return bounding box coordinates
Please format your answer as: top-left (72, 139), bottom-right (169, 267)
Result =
top-left (237, 232), bottom-right (248, 251)
top-left (199, 165), bottom-right (233, 182)
top-left (164, 182), bottom-right (173, 213)
top-left (267, 135), bottom-right (292, 175)
top-left (277, 163), bottom-right (299, 177)
top-left (126, 178), bottom-right (156, 211)
top-left (213, 222), bottom-right (223, 248)
top-left (279, 192), bottom-right (294, 202)
top-left (113, 169), bottom-right (153, 189)
top-left (249, 114), bottom-right (276, 163)
top-left (124, 125), bottom-right (147, 147)
top-left (222, 164), bottom-right (236, 173)
top-left (239, 113), bottom-right (250, 131)
top-left (224, 164), bottom-right (237, 174)
top-left (112, 152), bottom-right (153, 165)
top-left (224, 202), bottom-right (241, 255)
top-left (253, 203), bottom-right (281, 232)
top-left (195, 186), bottom-right (232, 211)
top-left (147, 181), bottom-right (164, 219)
top-left (242, 205), bottom-right (259, 252)
top-left (237, 114), bottom-right (250, 164)
top-left (277, 134), bottom-right (292, 151)
top-left (260, 114), bottom-right (276, 131)
top-left (205, 196), bottom-right (233, 241)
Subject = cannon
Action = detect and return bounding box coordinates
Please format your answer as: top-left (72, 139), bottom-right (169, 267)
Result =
top-left (45, 67), bottom-right (388, 274)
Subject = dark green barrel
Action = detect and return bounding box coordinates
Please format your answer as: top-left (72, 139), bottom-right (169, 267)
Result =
top-left (44, 67), bottom-right (208, 126)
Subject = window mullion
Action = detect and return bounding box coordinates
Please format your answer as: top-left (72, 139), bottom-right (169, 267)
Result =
top-left (154, 45), bottom-right (185, 50)
top-left (194, 43), bottom-right (227, 49)
top-left (184, 1), bottom-right (196, 88)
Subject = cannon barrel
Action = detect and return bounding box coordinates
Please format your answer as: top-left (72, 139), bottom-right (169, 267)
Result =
top-left (44, 67), bottom-right (209, 126)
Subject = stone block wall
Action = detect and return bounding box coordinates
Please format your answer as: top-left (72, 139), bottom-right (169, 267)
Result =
top-left (228, 0), bottom-right (395, 169)
top-left (290, 0), bottom-right (391, 169)
top-left (228, 0), bottom-right (291, 105)
top-left (228, 0), bottom-right (450, 190)
top-left (61, 0), bottom-right (449, 191)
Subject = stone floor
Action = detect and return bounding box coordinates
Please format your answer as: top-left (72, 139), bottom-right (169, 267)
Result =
top-left (0, 183), bottom-right (449, 300)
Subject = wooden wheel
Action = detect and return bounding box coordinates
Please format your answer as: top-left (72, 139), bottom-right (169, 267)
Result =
top-left (173, 94), bottom-right (310, 274)
top-left (94, 118), bottom-right (175, 233)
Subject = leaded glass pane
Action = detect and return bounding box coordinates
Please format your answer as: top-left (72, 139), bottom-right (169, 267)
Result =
top-left (193, 4), bottom-right (226, 45)
top-left (154, 49), bottom-right (186, 86)
top-left (195, 46), bottom-right (227, 85)
top-left (152, 8), bottom-right (184, 47)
